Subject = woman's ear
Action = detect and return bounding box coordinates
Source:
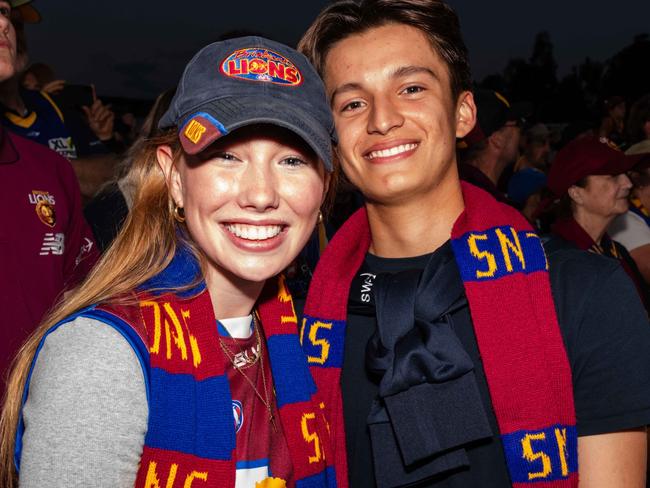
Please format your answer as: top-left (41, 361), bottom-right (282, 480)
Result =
top-left (157, 145), bottom-right (184, 207)
top-left (567, 185), bottom-right (583, 205)
top-left (455, 91), bottom-right (477, 139)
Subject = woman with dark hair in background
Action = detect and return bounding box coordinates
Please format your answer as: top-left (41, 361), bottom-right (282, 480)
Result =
top-left (546, 136), bottom-right (648, 310)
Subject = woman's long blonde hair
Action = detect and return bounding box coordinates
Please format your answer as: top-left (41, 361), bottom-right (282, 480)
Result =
top-left (0, 130), bottom-right (184, 488)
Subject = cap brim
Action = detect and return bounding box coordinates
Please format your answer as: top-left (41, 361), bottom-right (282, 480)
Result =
top-left (178, 96), bottom-right (334, 172)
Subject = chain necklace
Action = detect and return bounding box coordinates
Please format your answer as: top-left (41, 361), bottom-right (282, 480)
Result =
top-left (219, 318), bottom-right (261, 369)
top-left (219, 313), bottom-right (277, 432)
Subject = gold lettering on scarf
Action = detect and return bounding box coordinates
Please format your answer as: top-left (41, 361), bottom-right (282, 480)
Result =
top-left (140, 301), bottom-right (202, 367)
top-left (495, 227), bottom-right (526, 272)
top-left (467, 233), bottom-right (498, 278)
top-left (521, 432), bottom-right (552, 480)
top-left (301, 412), bottom-right (323, 463)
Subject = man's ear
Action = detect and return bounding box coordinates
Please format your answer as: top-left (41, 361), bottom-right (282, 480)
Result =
top-left (455, 91), bottom-right (477, 139)
top-left (488, 128), bottom-right (506, 150)
top-left (156, 145), bottom-right (184, 207)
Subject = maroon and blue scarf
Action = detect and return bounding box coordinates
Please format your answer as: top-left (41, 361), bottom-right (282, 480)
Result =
top-left (17, 247), bottom-right (336, 488)
top-left (302, 182), bottom-right (578, 487)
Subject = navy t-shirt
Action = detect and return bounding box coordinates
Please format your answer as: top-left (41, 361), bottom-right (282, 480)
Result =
top-left (335, 241), bottom-right (650, 487)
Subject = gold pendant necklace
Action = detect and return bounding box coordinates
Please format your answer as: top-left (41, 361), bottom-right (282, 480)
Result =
top-left (219, 313), bottom-right (277, 432)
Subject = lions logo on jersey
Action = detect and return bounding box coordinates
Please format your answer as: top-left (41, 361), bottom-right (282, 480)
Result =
top-left (233, 400), bottom-right (244, 433)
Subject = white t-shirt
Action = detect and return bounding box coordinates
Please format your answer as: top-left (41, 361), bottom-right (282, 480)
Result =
top-left (609, 211), bottom-right (650, 252)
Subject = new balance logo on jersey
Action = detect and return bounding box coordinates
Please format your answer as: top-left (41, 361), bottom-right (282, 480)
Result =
top-left (40, 233), bottom-right (65, 256)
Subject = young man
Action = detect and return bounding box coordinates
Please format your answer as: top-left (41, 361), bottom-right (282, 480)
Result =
top-left (298, 1), bottom-right (650, 487)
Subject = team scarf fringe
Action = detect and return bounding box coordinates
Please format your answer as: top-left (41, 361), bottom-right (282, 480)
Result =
top-left (302, 182), bottom-right (578, 487)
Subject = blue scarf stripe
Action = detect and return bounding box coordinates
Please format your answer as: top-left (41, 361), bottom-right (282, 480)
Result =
top-left (145, 368), bottom-right (235, 460)
top-left (300, 316), bottom-right (346, 369)
top-left (266, 334), bottom-right (317, 408)
top-left (452, 226), bottom-right (549, 282)
top-left (296, 466), bottom-right (338, 488)
top-left (501, 424), bottom-right (577, 483)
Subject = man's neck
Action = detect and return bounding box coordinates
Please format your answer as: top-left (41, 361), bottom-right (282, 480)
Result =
top-left (0, 77), bottom-right (26, 114)
top-left (366, 177), bottom-right (465, 258)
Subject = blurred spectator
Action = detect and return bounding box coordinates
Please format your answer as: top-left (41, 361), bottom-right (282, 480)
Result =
top-left (1, 1), bottom-right (120, 201)
top-left (625, 93), bottom-right (650, 153)
top-left (0, 1), bottom-right (99, 390)
top-left (598, 96), bottom-right (626, 147)
top-left (546, 136), bottom-right (648, 309)
top-left (458, 89), bottom-right (524, 202)
top-left (507, 123), bottom-right (551, 222)
top-left (83, 88), bottom-right (175, 251)
top-left (20, 61), bottom-right (53, 90)
top-left (507, 168), bottom-right (547, 223)
top-left (515, 123), bottom-right (552, 171)
top-left (609, 152), bottom-right (650, 284)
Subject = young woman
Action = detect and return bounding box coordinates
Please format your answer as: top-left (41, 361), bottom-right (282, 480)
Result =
top-left (1, 37), bottom-right (337, 488)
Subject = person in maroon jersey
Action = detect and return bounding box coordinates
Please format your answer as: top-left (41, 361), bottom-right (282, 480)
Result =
top-left (0, 0), bottom-right (98, 393)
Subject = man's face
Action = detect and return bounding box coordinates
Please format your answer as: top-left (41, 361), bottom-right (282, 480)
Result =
top-left (0, 1), bottom-right (16, 81)
top-left (323, 24), bottom-right (475, 205)
top-left (499, 123), bottom-right (521, 166)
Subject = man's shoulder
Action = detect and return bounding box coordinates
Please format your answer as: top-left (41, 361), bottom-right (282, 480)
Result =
top-left (543, 234), bottom-right (620, 276)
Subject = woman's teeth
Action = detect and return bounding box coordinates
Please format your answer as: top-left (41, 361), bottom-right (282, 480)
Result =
top-left (226, 224), bottom-right (282, 240)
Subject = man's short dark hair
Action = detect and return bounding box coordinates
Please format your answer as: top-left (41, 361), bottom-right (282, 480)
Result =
top-left (298, 0), bottom-right (472, 100)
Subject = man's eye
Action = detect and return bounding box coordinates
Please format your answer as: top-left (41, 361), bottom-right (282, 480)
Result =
top-left (0, 6), bottom-right (11, 18)
top-left (402, 85), bottom-right (424, 94)
top-left (342, 100), bottom-right (364, 112)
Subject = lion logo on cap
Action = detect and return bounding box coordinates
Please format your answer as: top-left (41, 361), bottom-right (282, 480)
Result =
top-left (221, 48), bottom-right (302, 86)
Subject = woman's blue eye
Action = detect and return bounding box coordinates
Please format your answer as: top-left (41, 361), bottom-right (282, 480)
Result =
top-left (215, 152), bottom-right (237, 161)
top-left (283, 157), bottom-right (306, 167)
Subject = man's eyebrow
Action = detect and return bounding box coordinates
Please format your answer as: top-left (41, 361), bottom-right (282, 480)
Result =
top-left (391, 65), bottom-right (439, 81)
top-left (329, 66), bottom-right (439, 104)
top-left (329, 82), bottom-right (364, 106)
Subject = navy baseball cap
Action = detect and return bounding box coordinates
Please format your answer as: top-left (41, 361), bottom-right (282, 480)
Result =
top-left (159, 36), bottom-right (336, 172)
top-left (461, 89), bottom-right (531, 147)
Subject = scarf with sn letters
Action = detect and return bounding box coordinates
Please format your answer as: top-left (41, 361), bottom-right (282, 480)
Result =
top-left (302, 182), bottom-right (578, 488)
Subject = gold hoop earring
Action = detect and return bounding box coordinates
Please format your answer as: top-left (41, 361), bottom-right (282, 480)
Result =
top-left (173, 205), bottom-right (186, 223)
top-left (317, 211), bottom-right (323, 224)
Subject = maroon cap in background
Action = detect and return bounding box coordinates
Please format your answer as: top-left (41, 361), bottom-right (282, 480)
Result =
top-left (547, 136), bottom-right (641, 196)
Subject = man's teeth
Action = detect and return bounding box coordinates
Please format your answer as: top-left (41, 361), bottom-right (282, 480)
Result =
top-left (367, 143), bottom-right (418, 160)
top-left (226, 224), bottom-right (282, 240)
